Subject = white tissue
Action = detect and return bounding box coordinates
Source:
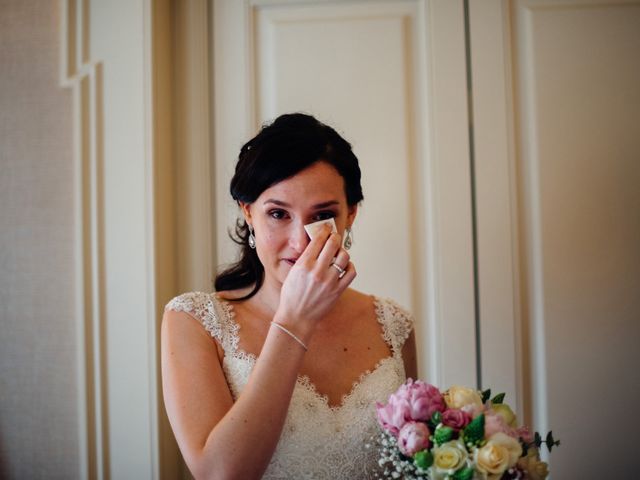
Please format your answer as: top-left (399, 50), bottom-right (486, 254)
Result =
top-left (304, 218), bottom-right (338, 239)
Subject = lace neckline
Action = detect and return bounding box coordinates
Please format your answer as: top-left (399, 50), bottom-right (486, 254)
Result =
top-left (215, 294), bottom-right (400, 411)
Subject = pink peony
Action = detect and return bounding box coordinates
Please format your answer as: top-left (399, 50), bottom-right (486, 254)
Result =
top-left (376, 379), bottom-right (446, 436)
top-left (398, 421), bottom-right (431, 456)
top-left (376, 396), bottom-right (411, 436)
top-left (442, 408), bottom-right (472, 430)
top-left (400, 379), bottom-right (446, 421)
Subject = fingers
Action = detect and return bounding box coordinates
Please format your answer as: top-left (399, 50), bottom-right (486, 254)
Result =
top-left (296, 223), bottom-right (354, 286)
top-left (316, 232), bottom-right (343, 267)
top-left (332, 249), bottom-right (350, 271)
top-left (331, 260), bottom-right (356, 287)
top-left (298, 223), bottom-right (333, 264)
top-left (341, 261), bottom-right (356, 284)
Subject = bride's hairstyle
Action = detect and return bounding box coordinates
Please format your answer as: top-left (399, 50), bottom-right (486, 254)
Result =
top-left (215, 112), bottom-right (364, 300)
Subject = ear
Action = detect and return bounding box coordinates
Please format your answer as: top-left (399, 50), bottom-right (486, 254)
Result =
top-left (239, 202), bottom-right (253, 226)
top-left (346, 204), bottom-right (358, 228)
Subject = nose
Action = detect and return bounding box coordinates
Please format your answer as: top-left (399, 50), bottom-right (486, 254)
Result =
top-left (289, 221), bottom-right (310, 253)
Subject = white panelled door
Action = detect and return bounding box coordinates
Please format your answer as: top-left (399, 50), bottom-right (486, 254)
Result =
top-left (212, 0), bottom-right (477, 387)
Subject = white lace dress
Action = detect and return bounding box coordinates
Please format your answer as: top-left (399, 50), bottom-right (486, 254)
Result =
top-left (165, 292), bottom-right (414, 480)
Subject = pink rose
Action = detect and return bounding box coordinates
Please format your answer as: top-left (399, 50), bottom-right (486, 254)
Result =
top-left (485, 412), bottom-right (517, 439)
top-left (376, 396), bottom-right (411, 436)
top-left (442, 408), bottom-right (471, 430)
top-left (400, 379), bottom-right (446, 421)
top-left (398, 421), bottom-right (431, 456)
top-left (515, 425), bottom-right (534, 444)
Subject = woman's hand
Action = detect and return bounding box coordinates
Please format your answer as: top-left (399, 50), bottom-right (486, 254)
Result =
top-left (275, 224), bottom-right (356, 340)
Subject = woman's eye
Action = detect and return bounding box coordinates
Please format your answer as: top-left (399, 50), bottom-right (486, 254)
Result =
top-left (268, 209), bottom-right (288, 220)
top-left (313, 211), bottom-right (336, 221)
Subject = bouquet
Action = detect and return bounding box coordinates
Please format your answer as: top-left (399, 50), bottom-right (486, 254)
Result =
top-left (374, 380), bottom-right (559, 479)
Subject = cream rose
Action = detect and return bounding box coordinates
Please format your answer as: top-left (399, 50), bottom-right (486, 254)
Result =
top-left (433, 439), bottom-right (468, 474)
top-left (444, 386), bottom-right (484, 412)
top-left (517, 448), bottom-right (549, 480)
top-left (475, 432), bottom-right (522, 477)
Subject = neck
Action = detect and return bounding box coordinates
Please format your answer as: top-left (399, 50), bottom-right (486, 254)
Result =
top-left (252, 276), bottom-right (282, 317)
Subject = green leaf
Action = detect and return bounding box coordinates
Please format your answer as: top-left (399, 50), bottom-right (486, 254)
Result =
top-left (481, 389), bottom-right (491, 403)
top-left (534, 431), bottom-right (542, 447)
top-left (545, 431), bottom-right (561, 452)
top-left (434, 426), bottom-right (454, 445)
top-left (491, 393), bottom-right (505, 404)
top-left (414, 450), bottom-right (433, 470)
top-left (546, 431), bottom-right (554, 449)
top-left (453, 467), bottom-right (475, 480)
top-left (431, 411), bottom-right (442, 425)
top-left (521, 440), bottom-right (529, 457)
top-left (428, 411), bottom-right (442, 431)
top-left (463, 413), bottom-right (485, 446)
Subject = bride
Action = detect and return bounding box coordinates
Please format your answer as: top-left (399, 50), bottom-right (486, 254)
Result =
top-left (162, 113), bottom-right (417, 479)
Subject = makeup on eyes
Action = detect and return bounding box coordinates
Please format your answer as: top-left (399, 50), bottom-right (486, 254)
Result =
top-left (304, 218), bottom-right (338, 239)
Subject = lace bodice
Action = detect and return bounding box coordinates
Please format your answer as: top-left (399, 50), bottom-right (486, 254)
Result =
top-left (165, 292), bottom-right (414, 479)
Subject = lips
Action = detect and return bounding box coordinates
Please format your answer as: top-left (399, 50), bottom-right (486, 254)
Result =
top-left (283, 258), bottom-right (298, 266)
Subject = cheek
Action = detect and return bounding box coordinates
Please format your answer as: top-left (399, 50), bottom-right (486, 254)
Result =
top-left (255, 225), bottom-right (286, 250)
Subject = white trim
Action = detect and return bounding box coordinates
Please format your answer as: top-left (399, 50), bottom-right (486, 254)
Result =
top-left (418, 0), bottom-right (441, 386)
top-left (175, 0), bottom-right (215, 293)
top-left (61, 1), bottom-right (107, 478)
top-left (467, 0), bottom-right (520, 404)
top-left (423, 0), bottom-right (477, 388)
top-left (143, 0), bottom-right (161, 477)
top-left (513, 0), bottom-right (549, 438)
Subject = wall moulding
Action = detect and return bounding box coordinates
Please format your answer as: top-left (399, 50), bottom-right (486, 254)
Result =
top-left (60, 0), bottom-right (108, 478)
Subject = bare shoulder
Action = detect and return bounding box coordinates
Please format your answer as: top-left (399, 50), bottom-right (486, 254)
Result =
top-left (162, 309), bottom-right (216, 354)
top-left (161, 305), bottom-right (225, 363)
top-left (340, 288), bottom-right (377, 317)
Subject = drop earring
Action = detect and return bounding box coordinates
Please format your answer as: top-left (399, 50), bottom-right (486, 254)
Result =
top-left (248, 224), bottom-right (256, 249)
top-left (344, 227), bottom-right (353, 250)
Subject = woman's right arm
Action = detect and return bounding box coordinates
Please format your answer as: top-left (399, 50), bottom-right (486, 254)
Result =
top-left (161, 309), bottom-right (308, 480)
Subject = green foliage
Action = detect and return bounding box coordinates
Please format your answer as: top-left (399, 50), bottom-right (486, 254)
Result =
top-left (434, 426), bottom-right (454, 445)
top-left (453, 467), bottom-right (475, 480)
top-left (481, 389), bottom-right (491, 403)
top-left (491, 392), bottom-right (505, 404)
top-left (534, 432), bottom-right (542, 446)
top-left (526, 430), bottom-right (561, 453)
top-left (428, 411), bottom-right (443, 430)
top-left (546, 431), bottom-right (560, 452)
top-left (463, 413), bottom-right (485, 446)
top-left (521, 439), bottom-right (529, 457)
top-left (414, 450), bottom-right (433, 470)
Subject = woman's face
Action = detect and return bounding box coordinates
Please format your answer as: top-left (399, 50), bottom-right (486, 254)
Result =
top-left (241, 161), bottom-right (357, 288)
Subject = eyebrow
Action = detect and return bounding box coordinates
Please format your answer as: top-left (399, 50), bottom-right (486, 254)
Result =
top-left (263, 199), bottom-right (340, 209)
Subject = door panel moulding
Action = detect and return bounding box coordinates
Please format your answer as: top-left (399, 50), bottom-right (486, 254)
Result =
top-left (60, 0), bottom-right (109, 478)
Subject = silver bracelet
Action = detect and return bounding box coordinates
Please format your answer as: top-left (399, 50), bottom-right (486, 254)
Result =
top-left (270, 321), bottom-right (308, 351)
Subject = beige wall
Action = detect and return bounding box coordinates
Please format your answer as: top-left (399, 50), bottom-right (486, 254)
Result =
top-left (0, 1), bottom-right (78, 478)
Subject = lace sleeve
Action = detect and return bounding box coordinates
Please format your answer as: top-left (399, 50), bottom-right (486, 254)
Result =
top-left (165, 292), bottom-right (237, 352)
top-left (375, 297), bottom-right (414, 354)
